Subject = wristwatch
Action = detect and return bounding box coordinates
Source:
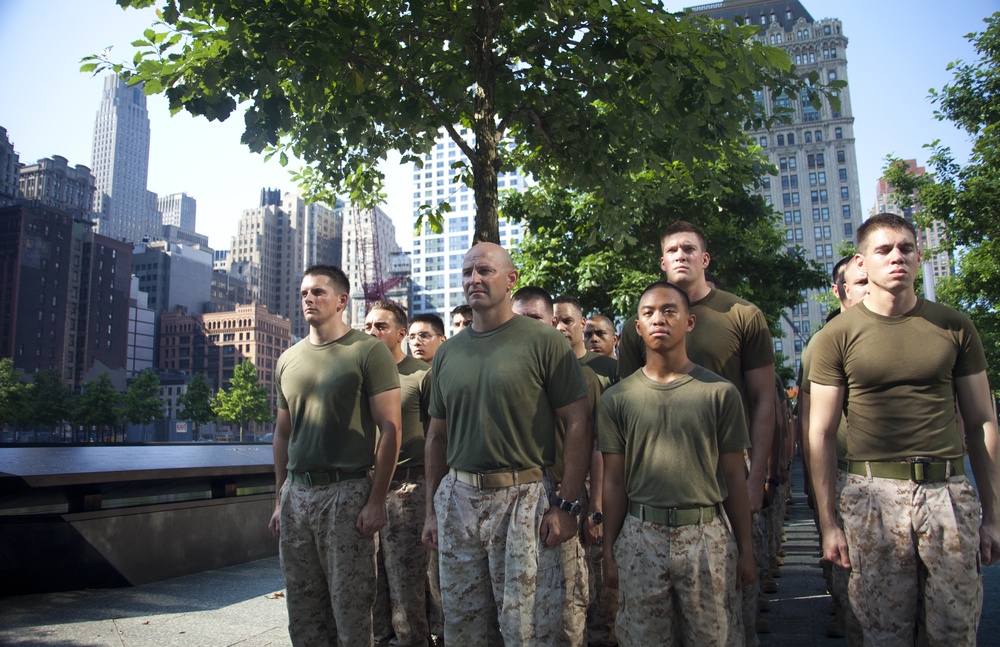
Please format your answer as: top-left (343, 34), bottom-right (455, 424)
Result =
top-left (590, 511), bottom-right (604, 524)
top-left (550, 495), bottom-right (583, 516)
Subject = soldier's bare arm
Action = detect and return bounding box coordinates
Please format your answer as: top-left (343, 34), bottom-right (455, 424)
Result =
top-left (421, 416), bottom-right (449, 550)
top-left (720, 450), bottom-right (755, 588)
top-left (808, 382), bottom-right (850, 569)
top-left (600, 452), bottom-right (627, 590)
top-left (744, 363), bottom-right (776, 514)
top-left (268, 408), bottom-right (292, 538)
top-left (541, 396), bottom-right (592, 547)
top-left (358, 387), bottom-right (402, 537)
top-left (956, 370), bottom-right (1000, 566)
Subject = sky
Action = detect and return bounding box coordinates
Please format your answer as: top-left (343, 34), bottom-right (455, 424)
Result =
top-left (0, 1), bottom-right (995, 252)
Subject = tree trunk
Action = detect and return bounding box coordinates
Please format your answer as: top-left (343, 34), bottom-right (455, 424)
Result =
top-left (471, 0), bottom-right (502, 245)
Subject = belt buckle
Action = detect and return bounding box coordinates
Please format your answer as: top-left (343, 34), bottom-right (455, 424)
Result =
top-left (909, 458), bottom-right (931, 483)
top-left (666, 508), bottom-right (678, 527)
top-left (304, 471), bottom-right (314, 486)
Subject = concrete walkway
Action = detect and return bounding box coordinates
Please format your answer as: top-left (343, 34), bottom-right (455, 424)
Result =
top-left (2, 456), bottom-right (997, 646)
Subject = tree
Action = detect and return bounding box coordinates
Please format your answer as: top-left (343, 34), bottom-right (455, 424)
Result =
top-left (177, 373), bottom-right (214, 440)
top-left (74, 373), bottom-right (122, 442)
top-left (121, 369), bottom-right (165, 441)
top-left (880, 12), bottom-right (1000, 392)
top-left (0, 358), bottom-right (31, 433)
top-left (25, 370), bottom-right (73, 441)
top-left (212, 361), bottom-right (273, 442)
top-left (84, 0), bottom-right (827, 244)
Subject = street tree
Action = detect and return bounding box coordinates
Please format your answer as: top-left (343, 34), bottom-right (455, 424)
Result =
top-left (83, 0), bottom-right (829, 244)
top-left (121, 369), bottom-right (165, 441)
top-left (177, 373), bottom-right (214, 440)
top-left (26, 370), bottom-right (73, 441)
top-left (0, 358), bottom-right (31, 432)
top-left (880, 12), bottom-right (1000, 392)
top-left (74, 373), bottom-right (122, 442)
top-left (212, 361), bottom-right (273, 442)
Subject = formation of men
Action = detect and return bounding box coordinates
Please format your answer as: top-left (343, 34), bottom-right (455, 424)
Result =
top-left (269, 214), bottom-right (998, 647)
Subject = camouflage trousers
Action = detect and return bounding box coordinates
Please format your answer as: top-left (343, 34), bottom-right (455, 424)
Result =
top-left (586, 542), bottom-right (618, 647)
top-left (841, 470), bottom-right (983, 646)
top-left (427, 550), bottom-right (444, 638)
top-left (559, 536), bottom-right (589, 647)
top-left (831, 470), bottom-right (862, 645)
top-left (615, 513), bottom-right (743, 647)
top-left (374, 476), bottom-right (430, 647)
top-left (279, 478), bottom-right (377, 647)
top-left (434, 471), bottom-right (565, 646)
top-left (740, 510), bottom-right (766, 647)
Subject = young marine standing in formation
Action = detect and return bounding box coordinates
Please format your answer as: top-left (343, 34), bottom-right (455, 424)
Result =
top-left (269, 213), bottom-right (998, 646)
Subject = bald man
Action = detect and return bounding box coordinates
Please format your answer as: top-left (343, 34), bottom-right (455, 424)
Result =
top-left (585, 315), bottom-right (618, 359)
top-left (422, 243), bottom-right (593, 645)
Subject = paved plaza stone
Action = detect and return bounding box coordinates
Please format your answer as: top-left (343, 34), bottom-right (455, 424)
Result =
top-left (1, 456), bottom-right (996, 646)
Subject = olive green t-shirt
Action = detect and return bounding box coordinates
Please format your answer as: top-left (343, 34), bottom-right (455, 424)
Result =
top-left (809, 299), bottom-right (987, 461)
top-left (800, 328), bottom-right (848, 461)
top-left (397, 355), bottom-right (431, 467)
top-left (580, 350), bottom-right (619, 391)
top-left (598, 366), bottom-right (750, 508)
top-left (276, 329), bottom-right (400, 473)
top-left (550, 364), bottom-right (602, 486)
top-left (429, 315), bottom-right (588, 472)
top-left (617, 289), bottom-right (775, 404)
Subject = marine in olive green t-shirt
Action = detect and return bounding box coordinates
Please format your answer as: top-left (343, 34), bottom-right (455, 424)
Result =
top-left (808, 298), bottom-right (987, 461)
top-left (617, 288), bottom-right (774, 403)
top-left (429, 315), bottom-right (588, 472)
top-left (598, 365), bottom-right (750, 508)
top-left (580, 350), bottom-right (618, 392)
top-left (799, 329), bottom-right (848, 461)
top-left (397, 354), bottom-right (432, 467)
top-left (276, 328), bottom-right (400, 473)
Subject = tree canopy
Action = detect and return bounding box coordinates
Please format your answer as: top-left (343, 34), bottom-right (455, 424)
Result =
top-left (27, 370), bottom-right (73, 433)
top-left (178, 373), bottom-right (215, 439)
top-left (121, 369), bottom-right (165, 438)
top-left (74, 373), bottom-right (122, 434)
top-left (87, 0), bottom-right (823, 244)
top-left (212, 361), bottom-right (273, 441)
top-left (880, 12), bottom-right (1000, 392)
top-left (0, 359), bottom-right (30, 428)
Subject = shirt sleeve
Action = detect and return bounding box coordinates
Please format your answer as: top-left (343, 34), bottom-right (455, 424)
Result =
top-left (363, 340), bottom-right (402, 396)
top-left (597, 390), bottom-right (625, 455)
top-left (740, 307), bottom-right (775, 372)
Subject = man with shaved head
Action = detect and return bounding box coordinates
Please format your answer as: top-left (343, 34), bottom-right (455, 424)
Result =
top-left (585, 315), bottom-right (619, 359)
top-left (422, 243), bottom-right (593, 645)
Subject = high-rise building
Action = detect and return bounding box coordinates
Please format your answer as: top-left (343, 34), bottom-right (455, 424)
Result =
top-left (229, 191), bottom-right (342, 338)
top-left (18, 155), bottom-right (95, 217)
top-left (409, 127), bottom-right (526, 324)
top-left (158, 303), bottom-right (291, 414)
top-left (0, 203), bottom-right (132, 389)
top-left (90, 75), bottom-right (161, 244)
top-left (873, 160), bottom-right (953, 287)
top-left (690, 0), bottom-right (865, 374)
top-left (158, 192), bottom-right (197, 232)
top-left (126, 279), bottom-right (156, 376)
top-left (343, 204), bottom-right (404, 327)
top-left (0, 126), bottom-right (20, 207)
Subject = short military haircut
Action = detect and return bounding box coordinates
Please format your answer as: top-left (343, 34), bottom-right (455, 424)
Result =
top-left (856, 213), bottom-right (917, 253)
top-left (450, 304), bottom-right (473, 318)
top-left (552, 295), bottom-right (584, 317)
top-left (660, 220), bottom-right (708, 252)
top-left (368, 299), bottom-right (408, 329)
top-left (638, 280), bottom-right (692, 313)
top-left (304, 264), bottom-right (350, 294)
top-left (410, 312), bottom-right (445, 336)
top-left (511, 286), bottom-right (553, 309)
top-left (588, 314), bottom-right (615, 329)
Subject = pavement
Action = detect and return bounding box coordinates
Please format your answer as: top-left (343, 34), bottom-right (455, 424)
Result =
top-left (2, 456), bottom-right (997, 646)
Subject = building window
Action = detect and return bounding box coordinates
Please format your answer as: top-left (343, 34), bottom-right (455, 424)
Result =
top-left (804, 132), bottom-right (812, 143)
top-left (777, 134), bottom-right (785, 146)
top-left (841, 187), bottom-right (849, 200)
top-left (788, 133), bottom-right (795, 145)
top-left (843, 205), bottom-right (852, 218)
top-left (835, 127), bottom-right (843, 140)
top-left (815, 130), bottom-right (823, 142)
top-left (844, 222), bottom-right (854, 236)
top-left (760, 136), bottom-right (768, 147)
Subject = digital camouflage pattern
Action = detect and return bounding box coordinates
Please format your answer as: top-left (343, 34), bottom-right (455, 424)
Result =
top-left (434, 472), bottom-right (565, 646)
top-left (559, 536), bottom-right (589, 646)
top-left (374, 477), bottom-right (430, 647)
top-left (615, 515), bottom-right (743, 647)
top-left (741, 510), bottom-right (766, 647)
top-left (586, 542), bottom-right (618, 647)
top-left (841, 471), bottom-right (982, 645)
top-left (279, 478), bottom-right (377, 647)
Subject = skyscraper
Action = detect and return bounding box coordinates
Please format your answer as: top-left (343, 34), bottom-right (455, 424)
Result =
top-left (342, 204), bottom-right (404, 327)
top-left (18, 155), bottom-right (95, 217)
top-left (90, 75), bottom-right (161, 244)
top-left (691, 0), bottom-right (865, 374)
top-left (409, 127), bottom-right (526, 323)
top-left (158, 192), bottom-right (197, 232)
